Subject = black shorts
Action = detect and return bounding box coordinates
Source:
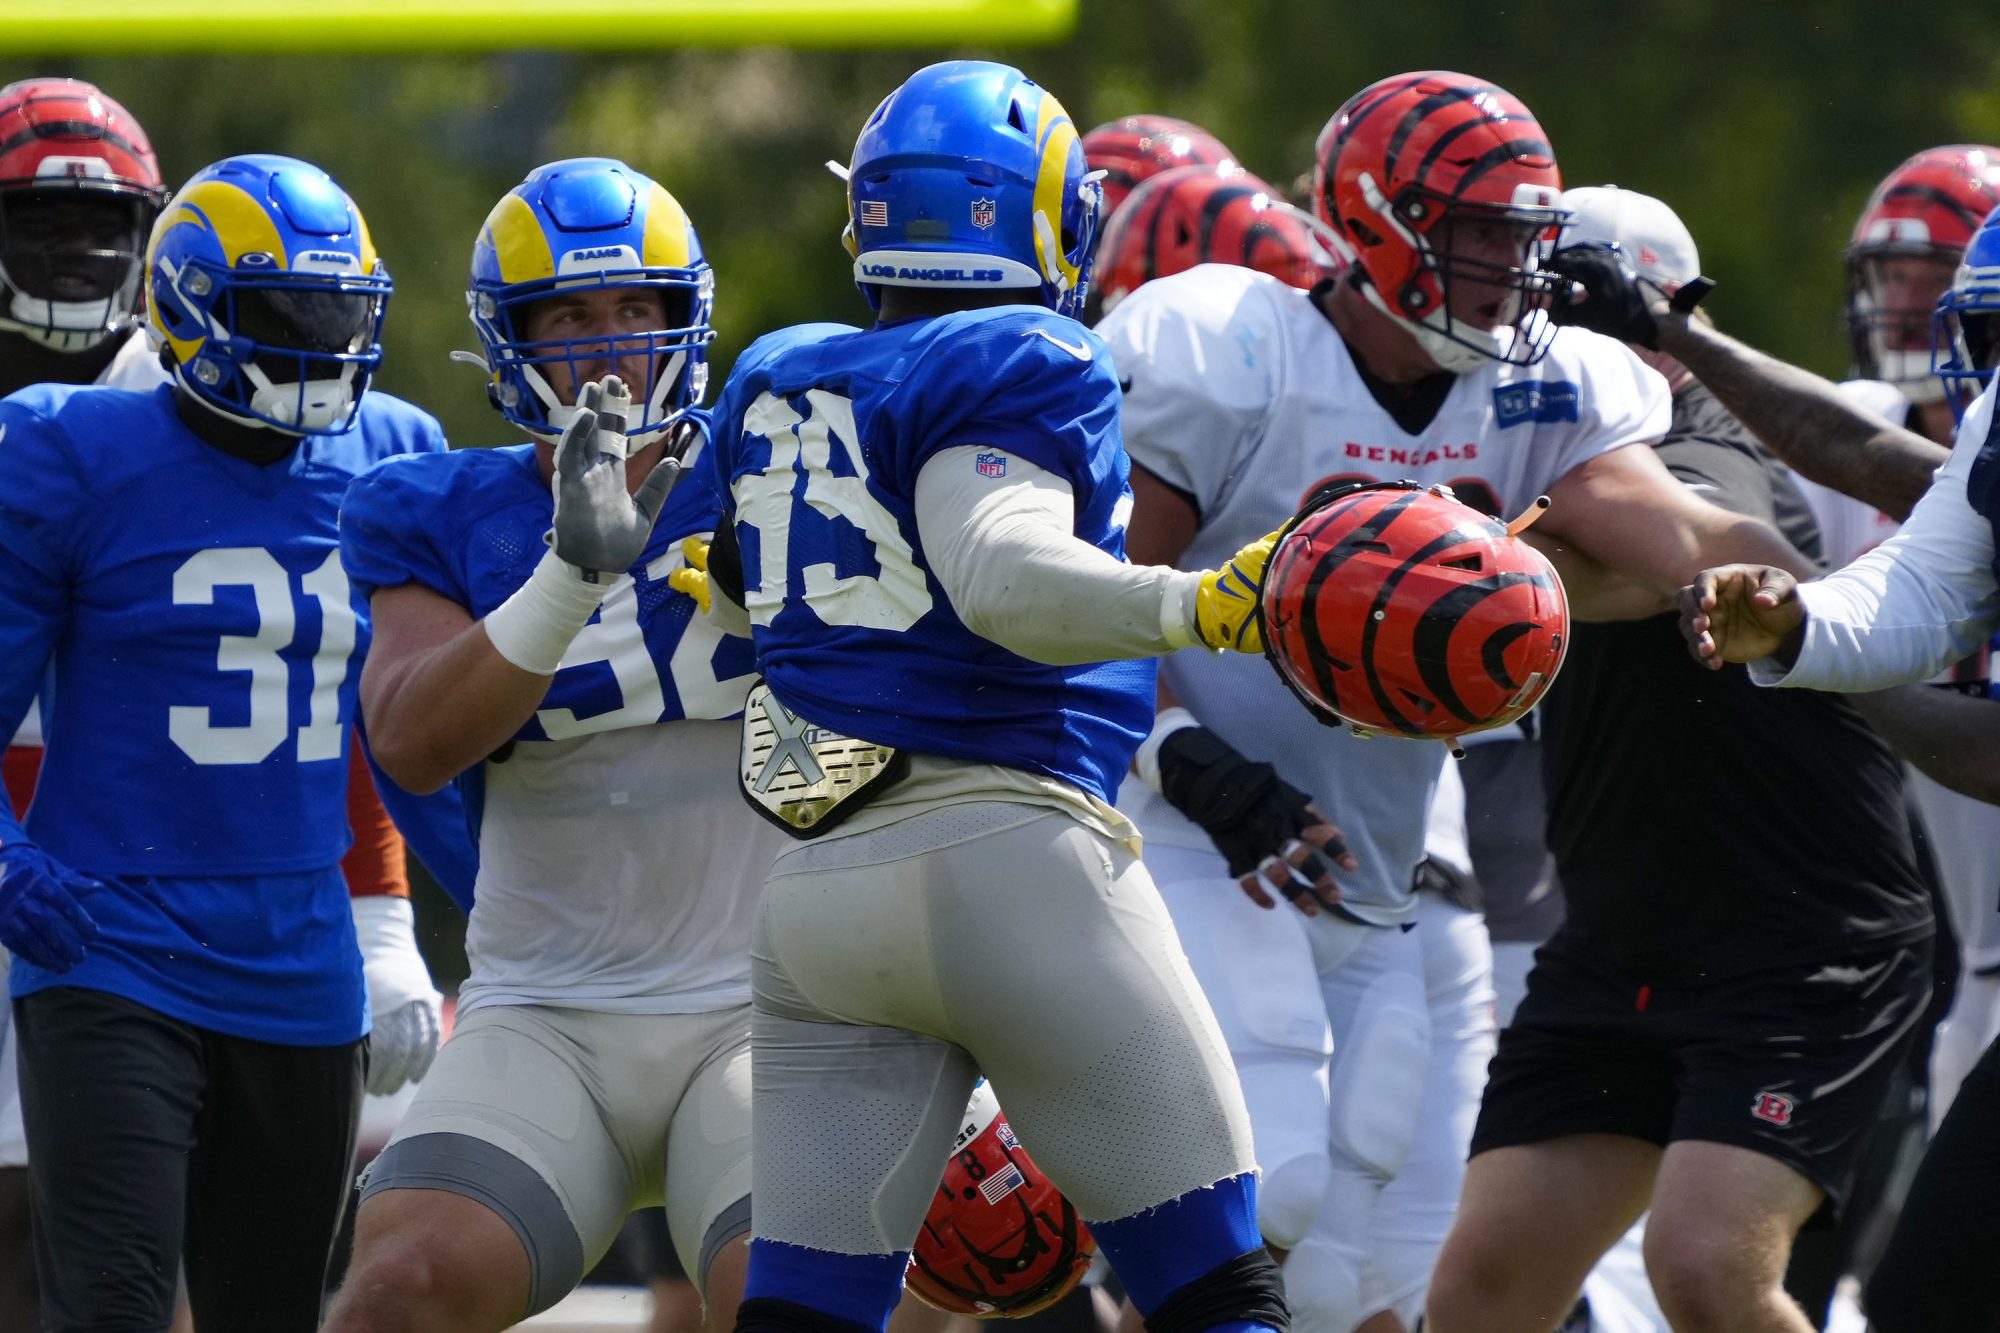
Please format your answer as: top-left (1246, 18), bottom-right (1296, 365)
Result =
top-left (1471, 938), bottom-right (1931, 1210)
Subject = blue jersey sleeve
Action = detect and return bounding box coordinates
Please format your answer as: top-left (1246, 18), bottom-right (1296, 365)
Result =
top-left (0, 389), bottom-right (92, 585)
top-left (906, 314), bottom-right (1122, 495)
top-left (0, 393), bottom-right (89, 850)
top-left (340, 453), bottom-right (464, 605)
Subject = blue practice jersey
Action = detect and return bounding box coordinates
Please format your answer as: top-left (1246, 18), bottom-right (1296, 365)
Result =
top-left (0, 381), bottom-right (445, 1042)
top-left (705, 307), bottom-right (1155, 804)
top-left (340, 438), bottom-right (756, 833)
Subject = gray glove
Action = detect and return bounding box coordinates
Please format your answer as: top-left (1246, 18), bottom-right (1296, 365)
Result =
top-left (551, 375), bottom-right (682, 578)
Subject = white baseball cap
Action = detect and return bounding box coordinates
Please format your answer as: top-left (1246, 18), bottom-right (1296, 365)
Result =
top-left (1559, 185), bottom-right (1702, 292)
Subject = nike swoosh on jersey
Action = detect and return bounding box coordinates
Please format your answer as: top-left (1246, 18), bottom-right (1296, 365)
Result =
top-left (1027, 329), bottom-right (1093, 361)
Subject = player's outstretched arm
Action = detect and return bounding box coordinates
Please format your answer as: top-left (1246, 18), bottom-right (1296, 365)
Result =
top-left (1550, 245), bottom-right (1945, 521)
top-left (912, 446), bottom-right (1273, 664)
top-left (1540, 444), bottom-right (1816, 603)
top-left (1654, 312), bottom-right (1945, 521)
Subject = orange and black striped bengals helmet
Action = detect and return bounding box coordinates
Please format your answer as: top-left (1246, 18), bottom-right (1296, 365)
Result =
top-left (1261, 480), bottom-right (1568, 746)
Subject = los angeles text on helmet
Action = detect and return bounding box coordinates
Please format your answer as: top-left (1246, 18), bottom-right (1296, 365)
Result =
top-left (860, 263), bottom-right (1007, 283)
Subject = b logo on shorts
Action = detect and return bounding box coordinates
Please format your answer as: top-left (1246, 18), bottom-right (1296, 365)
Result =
top-left (1750, 1091), bottom-right (1795, 1127)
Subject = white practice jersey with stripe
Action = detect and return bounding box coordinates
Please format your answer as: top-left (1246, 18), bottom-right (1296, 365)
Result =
top-left (1102, 265), bottom-right (1670, 925)
top-left (1793, 376), bottom-right (2000, 969)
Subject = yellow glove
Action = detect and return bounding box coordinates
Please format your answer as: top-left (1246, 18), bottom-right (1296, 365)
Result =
top-left (1191, 529), bottom-right (1279, 654)
top-left (667, 535), bottom-right (711, 613)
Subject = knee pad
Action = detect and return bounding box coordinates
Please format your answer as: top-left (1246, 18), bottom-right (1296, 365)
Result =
top-left (1146, 1249), bottom-right (1290, 1333)
top-left (1280, 1235), bottom-right (1360, 1333)
top-left (1256, 1151), bottom-right (1330, 1252)
top-left (1327, 980), bottom-right (1430, 1180)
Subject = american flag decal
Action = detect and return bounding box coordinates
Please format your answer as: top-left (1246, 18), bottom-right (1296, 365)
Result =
top-left (859, 200), bottom-right (888, 226)
top-left (977, 1162), bottom-right (1025, 1204)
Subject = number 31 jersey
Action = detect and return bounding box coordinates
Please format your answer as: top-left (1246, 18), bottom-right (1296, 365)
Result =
top-left (0, 381), bottom-right (445, 877)
top-left (705, 308), bottom-right (1155, 805)
top-left (1100, 265), bottom-right (1670, 924)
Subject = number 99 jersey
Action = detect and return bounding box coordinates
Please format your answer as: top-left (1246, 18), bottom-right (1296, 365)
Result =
top-left (0, 381), bottom-right (445, 876)
top-left (705, 307), bottom-right (1155, 804)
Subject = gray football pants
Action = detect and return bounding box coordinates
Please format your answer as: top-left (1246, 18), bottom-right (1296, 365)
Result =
top-left (751, 801), bottom-right (1257, 1256)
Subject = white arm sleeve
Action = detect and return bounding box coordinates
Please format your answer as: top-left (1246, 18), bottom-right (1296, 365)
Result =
top-left (1752, 387), bottom-right (2000, 691)
top-left (914, 446), bottom-right (1201, 665)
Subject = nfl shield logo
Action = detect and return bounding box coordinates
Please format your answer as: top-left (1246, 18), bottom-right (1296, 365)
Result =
top-left (975, 452), bottom-right (1008, 478)
top-left (971, 197), bottom-right (997, 230)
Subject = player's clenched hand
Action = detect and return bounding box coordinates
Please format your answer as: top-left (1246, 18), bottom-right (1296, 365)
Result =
top-left (1678, 564), bottom-right (1805, 669)
top-left (0, 844), bottom-right (100, 973)
top-left (1156, 726), bottom-right (1358, 916)
top-left (1190, 528), bottom-right (1281, 653)
top-left (551, 375), bottom-right (681, 577)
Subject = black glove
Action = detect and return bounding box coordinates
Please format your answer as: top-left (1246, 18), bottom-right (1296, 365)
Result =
top-left (1157, 725), bottom-right (1320, 878)
top-left (1545, 243), bottom-right (1714, 350)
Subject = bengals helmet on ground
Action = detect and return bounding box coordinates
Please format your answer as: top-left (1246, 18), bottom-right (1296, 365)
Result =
top-left (1260, 481), bottom-right (1568, 746)
top-left (907, 1081), bottom-right (1095, 1319)
top-left (1082, 114), bottom-right (1237, 217)
top-left (1092, 164), bottom-right (1342, 318)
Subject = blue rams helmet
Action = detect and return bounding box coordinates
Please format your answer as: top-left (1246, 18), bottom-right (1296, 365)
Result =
top-left (844, 61), bottom-right (1103, 320)
top-left (468, 158), bottom-right (714, 444)
top-left (1934, 202), bottom-right (2000, 421)
top-left (147, 154), bottom-right (390, 434)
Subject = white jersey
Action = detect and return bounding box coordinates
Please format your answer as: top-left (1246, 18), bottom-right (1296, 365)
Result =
top-left (7, 331), bottom-right (163, 750)
top-left (1103, 265), bottom-right (1670, 924)
top-left (461, 718), bottom-right (779, 1017)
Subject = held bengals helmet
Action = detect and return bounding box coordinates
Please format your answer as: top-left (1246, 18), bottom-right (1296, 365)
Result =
top-left (1260, 481), bottom-right (1568, 746)
top-left (1847, 145), bottom-right (2000, 403)
top-left (0, 78), bottom-right (167, 353)
top-left (1082, 114), bottom-right (1238, 217)
top-left (1092, 165), bottom-right (1343, 319)
top-left (907, 1081), bottom-right (1095, 1319)
top-left (1314, 71), bottom-right (1566, 374)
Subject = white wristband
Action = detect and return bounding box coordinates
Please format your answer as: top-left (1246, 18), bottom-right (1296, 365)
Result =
top-left (1160, 571), bottom-right (1204, 650)
top-left (481, 549), bottom-right (608, 675)
top-left (1132, 706), bottom-right (1201, 794)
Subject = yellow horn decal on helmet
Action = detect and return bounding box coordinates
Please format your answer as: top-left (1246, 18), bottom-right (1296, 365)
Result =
top-left (165, 180), bottom-right (288, 268)
top-left (640, 183), bottom-right (693, 270)
top-left (1031, 92), bottom-right (1081, 293)
top-left (483, 192), bottom-right (555, 284)
top-left (352, 201), bottom-right (379, 271)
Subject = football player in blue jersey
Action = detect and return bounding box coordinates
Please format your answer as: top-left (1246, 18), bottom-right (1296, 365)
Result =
top-left (322, 158), bottom-right (783, 1333)
top-left (0, 153), bottom-right (447, 1333)
top-left (692, 61), bottom-right (1289, 1333)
